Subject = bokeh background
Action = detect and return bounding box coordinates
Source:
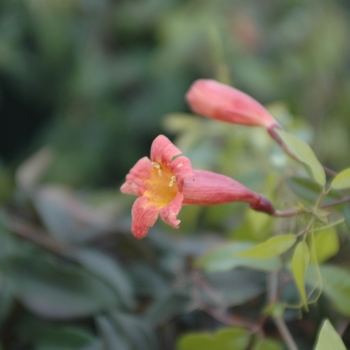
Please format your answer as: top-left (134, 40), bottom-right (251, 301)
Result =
top-left (1, 0), bottom-right (350, 349)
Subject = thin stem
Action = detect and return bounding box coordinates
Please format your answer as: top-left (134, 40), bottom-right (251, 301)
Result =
top-left (267, 270), bottom-right (279, 303)
top-left (268, 270), bottom-right (299, 350)
top-left (267, 125), bottom-right (337, 177)
top-left (323, 166), bottom-right (337, 177)
top-left (203, 305), bottom-right (261, 333)
top-left (4, 215), bottom-right (73, 256)
top-left (321, 195), bottom-right (350, 209)
top-left (274, 317), bottom-right (299, 350)
top-left (273, 195), bottom-right (350, 218)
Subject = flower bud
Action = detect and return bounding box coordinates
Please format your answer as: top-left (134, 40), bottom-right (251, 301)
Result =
top-left (186, 79), bottom-right (279, 129)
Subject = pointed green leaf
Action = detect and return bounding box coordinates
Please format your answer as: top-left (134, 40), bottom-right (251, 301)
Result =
top-left (253, 338), bottom-right (283, 350)
top-left (177, 328), bottom-right (250, 350)
top-left (287, 177), bottom-right (341, 204)
top-left (306, 264), bottom-right (350, 316)
top-left (235, 235), bottom-right (296, 259)
top-left (291, 241), bottom-right (310, 309)
top-left (310, 228), bottom-right (339, 264)
top-left (197, 242), bottom-right (282, 273)
top-left (331, 168), bottom-right (350, 190)
top-left (314, 319), bottom-right (346, 350)
top-left (276, 130), bottom-right (325, 186)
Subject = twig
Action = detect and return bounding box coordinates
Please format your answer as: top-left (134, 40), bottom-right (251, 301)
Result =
top-left (267, 126), bottom-right (337, 177)
top-left (4, 215), bottom-right (73, 256)
top-left (268, 270), bottom-right (299, 350)
top-left (273, 195), bottom-right (350, 218)
top-left (274, 317), bottom-right (299, 350)
top-left (203, 305), bottom-right (262, 335)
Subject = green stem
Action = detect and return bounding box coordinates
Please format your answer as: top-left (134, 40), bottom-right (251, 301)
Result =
top-left (273, 195), bottom-right (350, 218)
top-left (268, 271), bottom-right (299, 350)
top-left (274, 317), bottom-right (299, 350)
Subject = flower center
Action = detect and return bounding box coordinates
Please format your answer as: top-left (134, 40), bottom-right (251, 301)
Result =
top-left (144, 162), bottom-right (178, 207)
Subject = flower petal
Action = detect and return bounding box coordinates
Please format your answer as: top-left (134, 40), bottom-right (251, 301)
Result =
top-left (131, 197), bottom-right (159, 239)
top-left (120, 157), bottom-right (153, 196)
top-left (159, 192), bottom-right (183, 229)
top-left (169, 155), bottom-right (194, 190)
top-left (151, 135), bottom-right (182, 165)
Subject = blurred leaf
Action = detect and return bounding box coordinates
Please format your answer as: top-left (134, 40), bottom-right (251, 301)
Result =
top-left (203, 270), bottom-right (265, 306)
top-left (163, 113), bottom-right (201, 133)
top-left (33, 186), bottom-right (107, 243)
top-left (7, 255), bottom-right (118, 319)
top-left (0, 273), bottom-right (13, 326)
top-left (145, 288), bottom-right (190, 327)
top-left (177, 328), bottom-right (250, 350)
top-left (287, 177), bottom-right (341, 204)
top-left (331, 168), bottom-right (350, 190)
top-left (344, 204), bottom-right (350, 231)
top-left (310, 228), bottom-right (339, 264)
top-left (276, 130), bottom-right (325, 186)
top-left (314, 319), bottom-right (346, 350)
top-left (34, 326), bottom-right (96, 350)
top-left (306, 264), bottom-right (350, 316)
top-left (233, 209), bottom-right (273, 242)
top-left (291, 241), bottom-right (310, 309)
top-left (236, 234), bottom-right (296, 259)
top-left (0, 162), bottom-right (14, 203)
top-left (198, 242), bottom-right (282, 273)
top-left (128, 264), bottom-right (169, 299)
top-left (16, 148), bottom-right (52, 192)
top-left (74, 248), bottom-right (134, 309)
top-left (80, 339), bottom-right (104, 350)
top-left (95, 315), bottom-right (128, 350)
top-left (0, 220), bottom-right (22, 260)
top-left (109, 311), bottom-right (157, 350)
top-left (252, 338), bottom-right (283, 350)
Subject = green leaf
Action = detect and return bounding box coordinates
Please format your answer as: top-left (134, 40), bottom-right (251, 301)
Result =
top-left (34, 326), bottom-right (96, 350)
top-left (252, 338), bottom-right (283, 350)
top-left (287, 177), bottom-right (341, 204)
top-left (0, 273), bottom-right (13, 326)
top-left (344, 204), bottom-right (350, 231)
top-left (331, 168), bottom-right (350, 190)
top-left (314, 319), bottom-right (346, 350)
top-left (177, 328), bottom-right (251, 350)
top-left (197, 242), bottom-right (282, 273)
top-left (310, 228), bottom-right (339, 264)
top-left (95, 315), bottom-right (128, 350)
top-left (235, 234), bottom-right (296, 259)
top-left (291, 241), bottom-right (310, 309)
top-left (74, 248), bottom-right (134, 309)
top-left (276, 130), bottom-right (325, 186)
top-left (145, 289), bottom-right (191, 327)
top-left (203, 270), bottom-right (265, 306)
top-left (7, 255), bottom-right (118, 319)
top-left (306, 264), bottom-right (350, 316)
top-left (110, 311), bottom-right (157, 350)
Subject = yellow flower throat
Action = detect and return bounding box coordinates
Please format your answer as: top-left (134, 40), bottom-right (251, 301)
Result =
top-left (144, 162), bottom-right (178, 207)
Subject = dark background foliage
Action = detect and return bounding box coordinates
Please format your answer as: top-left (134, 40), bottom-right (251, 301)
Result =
top-left (1, 0), bottom-right (350, 349)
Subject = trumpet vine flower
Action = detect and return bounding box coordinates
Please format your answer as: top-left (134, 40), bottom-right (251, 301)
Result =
top-left (186, 79), bottom-right (280, 129)
top-left (121, 135), bottom-right (275, 239)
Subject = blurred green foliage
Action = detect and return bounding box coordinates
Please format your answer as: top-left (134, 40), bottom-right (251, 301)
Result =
top-left (1, 0), bottom-right (350, 349)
